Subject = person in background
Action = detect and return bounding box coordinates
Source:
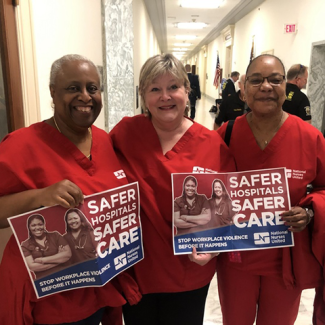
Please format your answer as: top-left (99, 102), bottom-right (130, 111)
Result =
top-left (174, 175), bottom-right (211, 235)
top-left (215, 54), bottom-right (325, 325)
top-left (185, 64), bottom-right (201, 120)
top-left (214, 74), bottom-right (247, 130)
top-left (63, 208), bottom-right (97, 265)
top-left (22, 214), bottom-right (71, 279)
top-left (110, 53), bottom-right (236, 325)
top-left (282, 64), bottom-right (311, 123)
top-left (0, 54), bottom-right (140, 325)
top-left (221, 71), bottom-right (240, 99)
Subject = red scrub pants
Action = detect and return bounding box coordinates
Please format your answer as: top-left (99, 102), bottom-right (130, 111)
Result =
top-left (216, 263), bottom-right (302, 325)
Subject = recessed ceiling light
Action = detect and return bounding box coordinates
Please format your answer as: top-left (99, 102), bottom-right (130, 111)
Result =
top-left (173, 48), bottom-right (188, 51)
top-left (173, 53), bottom-right (185, 58)
top-left (173, 52), bottom-right (186, 55)
top-left (174, 43), bottom-right (192, 46)
top-left (176, 22), bottom-right (207, 29)
top-left (175, 35), bottom-right (197, 40)
top-left (180, 0), bottom-right (224, 9)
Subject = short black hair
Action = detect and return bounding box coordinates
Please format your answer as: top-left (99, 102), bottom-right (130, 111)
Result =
top-left (246, 54), bottom-right (286, 77)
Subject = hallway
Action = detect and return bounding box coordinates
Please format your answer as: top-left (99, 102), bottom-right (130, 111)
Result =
top-left (194, 95), bottom-right (316, 325)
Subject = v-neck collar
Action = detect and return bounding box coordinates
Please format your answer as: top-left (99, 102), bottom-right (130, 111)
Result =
top-left (38, 122), bottom-right (96, 174)
top-left (244, 114), bottom-right (291, 153)
top-left (146, 117), bottom-right (198, 161)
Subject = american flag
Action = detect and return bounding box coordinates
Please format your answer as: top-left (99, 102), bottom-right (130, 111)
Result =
top-left (213, 53), bottom-right (221, 88)
top-left (250, 37), bottom-right (255, 62)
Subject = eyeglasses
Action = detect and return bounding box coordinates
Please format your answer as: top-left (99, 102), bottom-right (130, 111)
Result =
top-left (246, 74), bottom-right (285, 87)
top-left (295, 64), bottom-right (304, 79)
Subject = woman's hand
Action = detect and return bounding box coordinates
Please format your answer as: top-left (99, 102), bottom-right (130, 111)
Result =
top-left (39, 180), bottom-right (84, 208)
top-left (0, 180), bottom-right (84, 229)
top-left (188, 246), bottom-right (219, 266)
top-left (280, 206), bottom-right (309, 232)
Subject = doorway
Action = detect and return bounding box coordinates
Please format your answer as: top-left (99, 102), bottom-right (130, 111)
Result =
top-left (225, 45), bottom-right (232, 78)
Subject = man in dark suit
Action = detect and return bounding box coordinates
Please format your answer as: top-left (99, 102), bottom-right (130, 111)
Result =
top-left (214, 74), bottom-right (248, 130)
top-left (221, 71), bottom-right (240, 100)
top-left (185, 64), bottom-right (201, 120)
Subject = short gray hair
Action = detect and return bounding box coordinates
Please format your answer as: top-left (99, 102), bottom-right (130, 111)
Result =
top-left (287, 64), bottom-right (308, 81)
top-left (139, 53), bottom-right (190, 117)
top-left (49, 54), bottom-right (99, 87)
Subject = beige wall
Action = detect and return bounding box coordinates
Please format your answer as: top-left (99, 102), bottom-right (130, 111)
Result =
top-left (22, 0), bottom-right (325, 124)
top-left (200, 0), bottom-right (325, 101)
top-left (26, 0), bottom-right (159, 123)
top-left (132, 0), bottom-right (161, 114)
top-left (30, 0), bottom-right (105, 129)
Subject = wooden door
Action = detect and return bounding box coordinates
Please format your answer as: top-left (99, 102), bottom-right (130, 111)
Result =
top-left (0, 0), bottom-right (24, 261)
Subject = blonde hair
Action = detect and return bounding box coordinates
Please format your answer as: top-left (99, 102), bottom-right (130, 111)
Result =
top-left (139, 53), bottom-right (190, 117)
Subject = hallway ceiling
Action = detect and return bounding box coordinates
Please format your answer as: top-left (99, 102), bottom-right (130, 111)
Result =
top-left (143, 0), bottom-right (266, 60)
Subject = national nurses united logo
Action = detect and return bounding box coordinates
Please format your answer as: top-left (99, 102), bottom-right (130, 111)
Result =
top-left (114, 253), bottom-right (127, 270)
top-left (192, 166), bottom-right (218, 174)
top-left (254, 232), bottom-right (270, 245)
top-left (114, 169), bottom-right (126, 179)
top-left (286, 169), bottom-right (292, 178)
top-left (285, 168), bottom-right (306, 180)
top-left (192, 166), bottom-right (205, 173)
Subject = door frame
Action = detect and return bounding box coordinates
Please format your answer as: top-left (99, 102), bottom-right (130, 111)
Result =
top-left (0, 0), bottom-right (24, 132)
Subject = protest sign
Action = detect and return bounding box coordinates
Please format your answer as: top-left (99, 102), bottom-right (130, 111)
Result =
top-left (172, 168), bottom-right (294, 254)
top-left (9, 182), bottom-right (143, 298)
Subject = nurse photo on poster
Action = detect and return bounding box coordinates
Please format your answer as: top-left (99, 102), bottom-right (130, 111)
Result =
top-left (207, 178), bottom-right (236, 228)
top-left (174, 175), bottom-right (211, 236)
top-left (63, 208), bottom-right (98, 265)
top-left (21, 214), bottom-right (71, 280)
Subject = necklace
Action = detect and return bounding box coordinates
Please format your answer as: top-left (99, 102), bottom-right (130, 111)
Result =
top-left (249, 111), bottom-right (284, 147)
top-left (53, 116), bottom-right (92, 159)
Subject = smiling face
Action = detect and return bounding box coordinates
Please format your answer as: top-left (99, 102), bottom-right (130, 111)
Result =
top-left (144, 73), bottom-right (188, 128)
top-left (184, 179), bottom-right (197, 198)
top-left (66, 212), bottom-right (82, 231)
top-left (50, 60), bottom-right (102, 132)
top-left (29, 218), bottom-right (45, 238)
top-left (214, 181), bottom-right (223, 198)
top-left (245, 56), bottom-right (286, 117)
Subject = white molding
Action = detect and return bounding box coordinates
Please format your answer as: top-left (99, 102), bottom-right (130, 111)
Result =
top-left (15, 0), bottom-right (41, 127)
